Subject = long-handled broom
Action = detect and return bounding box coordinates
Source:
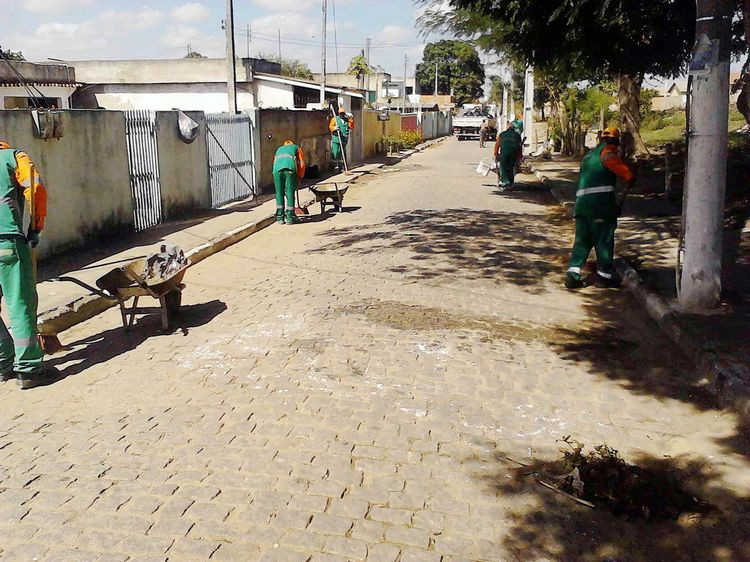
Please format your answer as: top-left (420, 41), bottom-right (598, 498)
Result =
top-left (29, 164), bottom-right (64, 354)
top-left (329, 105), bottom-right (351, 174)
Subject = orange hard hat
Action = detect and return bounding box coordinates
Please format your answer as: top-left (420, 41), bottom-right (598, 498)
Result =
top-left (0, 141), bottom-right (9, 149)
top-left (283, 139), bottom-right (295, 145)
top-left (601, 127), bottom-right (620, 140)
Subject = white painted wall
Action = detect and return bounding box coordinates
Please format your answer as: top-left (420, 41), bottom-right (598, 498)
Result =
top-left (1, 85), bottom-right (76, 109)
top-left (88, 83), bottom-right (255, 112)
top-left (254, 81), bottom-right (294, 109)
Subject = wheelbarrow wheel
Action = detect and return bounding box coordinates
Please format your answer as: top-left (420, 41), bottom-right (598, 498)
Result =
top-left (165, 290), bottom-right (182, 320)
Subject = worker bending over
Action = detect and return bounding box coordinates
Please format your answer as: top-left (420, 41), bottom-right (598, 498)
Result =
top-left (329, 107), bottom-right (354, 171)
top-left (0, 140), bottom-right (61, 389)
top-left (565, 127), bottom-right (634, 289)
top-left (493, 123), bottom-right (523, 191)
top-left (272, 140), bottom-right (306, 225)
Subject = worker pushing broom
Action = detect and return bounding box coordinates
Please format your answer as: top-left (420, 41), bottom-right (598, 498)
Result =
top-left (0, 140), bottom-right (63, 389)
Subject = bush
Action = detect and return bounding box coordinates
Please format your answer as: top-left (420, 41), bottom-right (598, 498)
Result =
top-left (382, 130), bottom-right (424, 153)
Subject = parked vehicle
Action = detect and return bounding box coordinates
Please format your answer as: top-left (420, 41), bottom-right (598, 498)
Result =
top-left (453, 105), bottom-right (498, 141)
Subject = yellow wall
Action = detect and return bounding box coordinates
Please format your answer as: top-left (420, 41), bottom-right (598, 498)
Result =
top-left (362, 110), bottom-right (402, 158)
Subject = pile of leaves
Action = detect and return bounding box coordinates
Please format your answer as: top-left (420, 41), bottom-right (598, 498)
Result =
top-left (547, 437), bottom-right (713, 521)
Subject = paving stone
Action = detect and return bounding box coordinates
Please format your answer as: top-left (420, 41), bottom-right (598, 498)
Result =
top-left (326, 498), bottom-right (369, 519)
top-left (210, 543), bottom-right (262, 561)
top-left (280, 528), bottom-right (326, 551)
top-left (398, 548), bottom-right (442, 562)
top-left (270, 509), bottom-right (313, 530)
top-left (322, 535), bottom-right (368, 560)
top-left (307, 513), bottom-right (353, 536)
top-left (147, 517), bottom-right (195, 538)
top-left (367, 507), bottom-right (412, 526)
top-left (384, 526), bottom-right (429, 549)
top-left (167, 537), bottom-right (220, 559)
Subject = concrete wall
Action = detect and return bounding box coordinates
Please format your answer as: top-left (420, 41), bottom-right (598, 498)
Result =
top-left (362, 110), bottom-right (402, 158)
top-left (257, 109), bottom-right (331, 191)
top-left (401, 114), bottom-right (419, 132)
top-left (0, 110), bottom-right (133, 259)
top-left (255, 81), bottom-right (294, 109)
top-left (420, 111), bottom-right (452, 140)
top-left (2, 84), bottom-right (76, 109)
top-left (154, 111), bottom-right (211, 219)
top-left (71, 58), bottom-right (251, 84)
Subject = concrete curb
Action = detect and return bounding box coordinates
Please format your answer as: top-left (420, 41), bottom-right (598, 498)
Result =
top-left (532, 162), bottom-right (750, 416)
top-left (38, 141), bottom-right (444, 338)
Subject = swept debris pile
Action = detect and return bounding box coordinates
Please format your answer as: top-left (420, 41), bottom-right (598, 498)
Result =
top-left (543, 437), bottom-right (714, 521)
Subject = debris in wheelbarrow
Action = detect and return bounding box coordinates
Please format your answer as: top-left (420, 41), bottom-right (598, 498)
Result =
top-left (57, 244), bottom-right (190, 331)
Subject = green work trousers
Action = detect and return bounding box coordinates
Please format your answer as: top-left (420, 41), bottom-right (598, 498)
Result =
top-left (498, 151), bottom-right (517, 186)
top-left (0, 236), bottom-right (44, 375)
top-left (274, 169), bottom-right (298, 221)
top-left (567, 216), bottom-right (617, 279)
top-left (332, 137), bottom-right (348, 166)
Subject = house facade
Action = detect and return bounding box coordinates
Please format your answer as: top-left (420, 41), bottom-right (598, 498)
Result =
top-left (0, 60), bottom-right (78, 110)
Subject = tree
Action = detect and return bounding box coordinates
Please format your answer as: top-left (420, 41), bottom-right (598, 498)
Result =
top-left (184, 51), bottom-right (206, 59)
top-left (415, 40), bottom-right (484, 105)
top-left (0, 45), bottom-right (25, 61)
top-left (259, 53), bottom-right (313, 80)
top-left (347, 54), bottom-right (372, 89)
top-left (419, 0), bottom-right (697, 156)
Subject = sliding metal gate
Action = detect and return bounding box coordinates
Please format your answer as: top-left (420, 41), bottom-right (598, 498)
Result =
top-left (124, 110), bottom-right (162, 231)
top-left (205, 113), bottom-right (256, 208)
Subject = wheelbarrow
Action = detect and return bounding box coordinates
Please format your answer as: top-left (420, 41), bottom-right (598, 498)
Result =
top-left (58, 257), bottom-right (189, 331)
top-left (310, 182), bottom-right (349, 213)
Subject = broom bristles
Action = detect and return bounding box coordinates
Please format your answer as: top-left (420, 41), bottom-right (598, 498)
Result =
top-left (39, 334), bottom-right (65, 355)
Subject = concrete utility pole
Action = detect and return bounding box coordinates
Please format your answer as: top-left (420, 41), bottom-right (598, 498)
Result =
top-left (402, 54), bottom-right (408, 113)
top-left (522, 66), bottom-right (535, 154)
top-left (434, 62), bottom-right (438, 96)
top-left (502, 85), bottom-right (508, 125)
top-left (225, 0), bottom-right (237, 113)
top-left (320, 0), bottom-right (327, 106)
top-left (365, 37), bottom-right (371, 92)
top-left (247, 24), bottom-right (251, 58)
top-left (679, 0), bottom-right (733, 311)
top-left (277, 29), bottom-right (282, 60)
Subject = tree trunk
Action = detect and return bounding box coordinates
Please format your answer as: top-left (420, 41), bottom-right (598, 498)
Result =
top-left (617, 74), bottom-right (650, 158)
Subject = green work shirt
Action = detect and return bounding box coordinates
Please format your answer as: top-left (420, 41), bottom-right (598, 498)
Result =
top-left (272, 143), bottom-right (299, 174)
top-left (574, 142), bottom-right (617, 218)
top-left (0, 149), bottom-right (26, 237)
top-left (499, 129), bottom-right (522, 155)
top-left (332, 115), bottom-right (350, 144)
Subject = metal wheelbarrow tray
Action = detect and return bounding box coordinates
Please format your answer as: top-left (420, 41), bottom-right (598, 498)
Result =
top-left (310, 182), bottom-right (349, 213)
top-left (59, 258), bottom-right (189, 331)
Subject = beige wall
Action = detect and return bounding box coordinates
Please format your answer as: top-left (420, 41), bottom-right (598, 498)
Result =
top-left (155, 111), bottom-right (211, 219)
top-left (0, 110), bottom-right (134, 259)
top-left (258, 109), bottom-right (331, 191)
top-left (362, 110), bottom-right (402, 158)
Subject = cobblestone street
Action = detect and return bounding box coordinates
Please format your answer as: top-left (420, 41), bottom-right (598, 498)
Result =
top-left (1, 139), bottom-right (749, 561)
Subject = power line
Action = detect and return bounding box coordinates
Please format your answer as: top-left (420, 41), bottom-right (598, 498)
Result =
top-left (233, 27), bottom-right (424, 49)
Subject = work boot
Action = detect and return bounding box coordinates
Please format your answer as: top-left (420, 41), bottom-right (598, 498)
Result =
top-left (1, 370), bottom-right (15, 382)
top-left (594, 274), bottom-right (621, 289)
top-left (284, 214), bottom-right (299, 225)
top-left (17, 366), bottom-right (65, 390)
top-left (564, 273), bottom-right (586, 290)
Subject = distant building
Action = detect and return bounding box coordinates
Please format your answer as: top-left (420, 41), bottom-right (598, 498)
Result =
top-left (62, 58), bottom-right (364, 113)
top-left (650, 73), bottom-right (741, 112)
top-left (0, 60), bottom-right (78, 109)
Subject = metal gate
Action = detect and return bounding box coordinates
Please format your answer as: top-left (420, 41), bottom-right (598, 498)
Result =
top-left (124, 110), bottom-right (162, 231)
top-left (205, 113), bottom-right (255, 208)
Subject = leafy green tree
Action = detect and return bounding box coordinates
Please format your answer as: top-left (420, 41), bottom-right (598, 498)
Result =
top-left (419, 0), bottom-right (699, 156)
top-left (415, 40), bottom-right (484, 105)
top-left (184, 51), bottom-right (206, 59)
top-left (347, 54), bottom-right (372, 88)
top-left (260, 53), bottom-right (313, 80)
top-left (0, 45), bottom-right (25, 61)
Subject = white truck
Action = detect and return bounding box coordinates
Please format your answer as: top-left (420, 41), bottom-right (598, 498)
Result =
top-left (452, 104), bottom-right (498, 141)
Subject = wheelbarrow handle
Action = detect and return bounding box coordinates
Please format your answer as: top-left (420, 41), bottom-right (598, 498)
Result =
top-left (56, 276), bottom-right (118, 300)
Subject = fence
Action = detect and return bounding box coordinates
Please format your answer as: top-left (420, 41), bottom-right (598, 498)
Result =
top-left (205, 113), bottom-right (256, 207)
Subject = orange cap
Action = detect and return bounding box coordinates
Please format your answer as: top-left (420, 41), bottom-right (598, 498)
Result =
top-left (0, 141), bottom-right (10, 149)
top-left (283, 139), bottom-right (295, 145)
top-left (601, 127), bottom-right (620, 140)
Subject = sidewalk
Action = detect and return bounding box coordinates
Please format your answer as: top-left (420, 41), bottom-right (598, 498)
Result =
top-left (531, 156), bottom-right (750, 412)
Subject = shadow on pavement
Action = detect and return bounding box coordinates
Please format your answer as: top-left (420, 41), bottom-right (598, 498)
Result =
top-left (469, 448), bottom-right (750, 561)
top-left (315, 198), bottom-right (568, 293)
top-left (48, 300), bottom-right (227, 380)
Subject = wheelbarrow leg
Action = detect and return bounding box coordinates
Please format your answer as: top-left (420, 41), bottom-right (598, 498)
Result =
top-left (158, 295), bottom-right (169, 331)
top-left (128, 297), bottom-right (139, 329)
top-left (118, 297), bottom-right (129, 329)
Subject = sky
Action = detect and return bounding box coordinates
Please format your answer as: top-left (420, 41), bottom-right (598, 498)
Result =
top-left (1, 0), bottom-right (460, 79)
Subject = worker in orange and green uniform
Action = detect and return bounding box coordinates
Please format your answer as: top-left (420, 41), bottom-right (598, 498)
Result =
top-left (493, 122), bottom-right (523, 190)
top-left (565, 127), bottom-right (635, 289)
top-left (272, 140), bottom-right (306, 225)
top-left (329, 108), bottom-right (354, 171)
top-left (0, 140), bottom-right (62, 389)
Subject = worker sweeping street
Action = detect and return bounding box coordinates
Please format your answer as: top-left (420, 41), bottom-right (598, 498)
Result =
top-left (511, 116), bottom-right (524, 137)
top-left (565, 127), bottom-right (635, 289)
top-left (329, 107), bottom-right (354, 171)
top-left (493, 122), bottom-right (523, 191)
top-left (272, 139), bottom-right (306, 225)
top-left (0, 140), bottom-right (62, 389)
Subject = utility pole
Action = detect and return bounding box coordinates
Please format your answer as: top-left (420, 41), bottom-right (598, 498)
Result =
top-left (522, 66), bottom-right (534, 154)
top-left (402, 53), bottom-right (408, 113)
top-left (679, 0), bottom-right (733, 311)
top-left (320, 0), bottom-right (327, 106)
top-left (502, 85), bottom-right (508, 125)
top-left (187, 43), bottom-right (191, 56)
top-left (225, 0), bottom-right (237, 113)
top-left (246, 24), bottom-right (251, 58)
top-left (365, 37), bottom-right (371, 92)
top-left (434, 61), bottom-right (438, 97)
